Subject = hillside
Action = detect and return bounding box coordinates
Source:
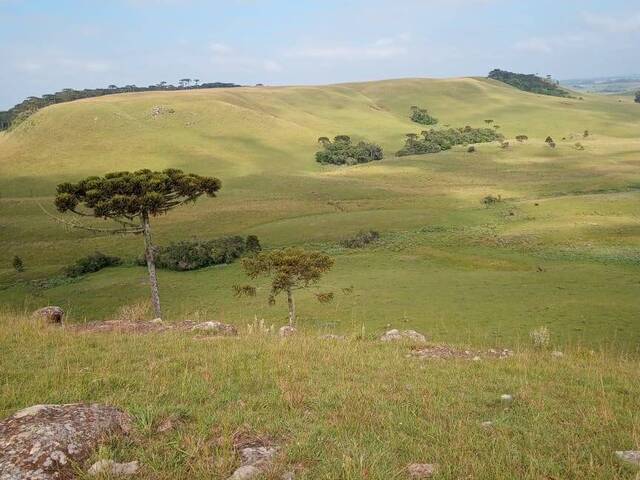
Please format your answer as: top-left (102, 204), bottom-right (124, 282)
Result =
top-left (0, 77), bottom-right (639, 349)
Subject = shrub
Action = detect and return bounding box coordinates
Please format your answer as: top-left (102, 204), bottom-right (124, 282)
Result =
top-left (500, 141), bottom-right (509, 149)
top-left (315, 135), bottom-right (383, 165)
top-left (148, 235), bottom-right (259, 271)
top-left (397, 126), bottom-right (503, 156)
top-left (315, 292), bottom-right (335, 303)
top-left (545, 136), bottom-right (554, 144)
top-left (482, 194), bottom-right (502, 206)
top-left (64, 251), bottom-right (121, 277)
top-left (340, 230), bottom-right (380, 248)
top-left (515, 135), bottom-right (528, 143)
top-left (12, 255), bottom-right (24, 272)
top-left (409, 106), bottom-right (438, 126)
top-left (467, 145), bottom-right (476, 153)
top-left (529, 326), bottom-right (550, 349)
top-left (574, 142), bottom-right (585, 151)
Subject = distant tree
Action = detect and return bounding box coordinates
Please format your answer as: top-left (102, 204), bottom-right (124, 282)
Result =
top-left (545, 136), bottom-right (554, 144)
top-left (493, 125), bottom-right (501, 129)
top-left (635, 91), bottom-right (640, 103)
top-left (488, 69), bottom-right (571, 97)
top-left (317, 136), bottom-right (330, 146)
top-left (515, 135), bottom-right (528, 143)
top-left (484, 119), bottom-right (494, 125)
top-left (52, 169), bottom-right (221, 319)
top-left (583, 130), bottom-right (589, 138)
top-left (467, 145), bottom-right (476, 153)
top-left (158, 81), bottom-right (167, 89)
top-left (239, 247), bottom-right (334, 324)
top-left (12, 255), bottom-right (24, 272)
top-left (108, 84), bottom-right (118, 90)
top-left (193, 79), bottom-right (200, 87)
top-left (409, 106), bottom-right (438, 125)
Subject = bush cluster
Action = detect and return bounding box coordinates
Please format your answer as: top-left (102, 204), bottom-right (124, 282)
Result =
top-left (64, 251), bottom-right (122, 277)
top-left (147, 235), bottom-right (261, 271)
top-left (340, 230), bottom-right (380, 248)
top-left (488, 69), bottom-right (572, 98)
top-left (409, 106), bottom-right (438, 126)
top-left (396, 126), bottom-right (503, 156)
top-left (315, 136), bottom-right (383, 165)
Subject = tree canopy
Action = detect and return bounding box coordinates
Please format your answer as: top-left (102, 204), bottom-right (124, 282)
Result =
top-left (635, 91), bottom-right (640, 103)
top-left (315, 135), bottom-right (383, 165)
top-left (396, 126), bottom-right (503, 156)
top-left (409, 106), bottom-right (438, 126)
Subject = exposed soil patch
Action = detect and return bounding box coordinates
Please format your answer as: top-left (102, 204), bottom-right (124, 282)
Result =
top-left (409, 344), bottom-right (514, 360)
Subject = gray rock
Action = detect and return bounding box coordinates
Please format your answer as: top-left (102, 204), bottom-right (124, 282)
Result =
top-left (191, 321), bottom-right (238, 336)
top-left (240, 446), bottom-right (277, 467)
top-left (281, 471), bottom-right (295, 480)
top-left (407, 463), bottom-right (438, 478)
top-left (0, 403), bottom-right (132, 480)
top-left (481, 421), bottom-right (493, 428)
top-left (500, 394), bottom-right (513, 403)
top-left (380, 329), bottom-right (426, 343)
top-left (88, 459), bottom-right (139, 476)
top-left (279, 325), bottom-right (296, 337)
top-left (32, 306), bottom-right (64, 324)
top-left (615, 450), bottom-right (640, 466)
top-left (229, 465), bottom-right (262, 480)
top-left (551, 351), bottom-right (564, 358)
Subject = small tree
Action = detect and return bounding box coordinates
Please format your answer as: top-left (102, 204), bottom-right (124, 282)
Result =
top-left (515, 135), bottom-right (528, 143)
top-left (545, 136), bottom-right (554, 144)
top-left (12, 255), bottom-right (24, 272)
top-left (52, 169), bottom-right (221, 319)
top-left (484, 119), bottom-right (494, 125)
top-left (239, 247), bottom-right (334, 324)
top-left (635, 91), bottom-right (640, 103)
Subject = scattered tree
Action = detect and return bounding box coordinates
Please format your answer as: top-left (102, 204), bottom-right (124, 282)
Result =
top-left (467, 145), bottom-right (476, 153)
top-left (52, 169), bottom-right (221, 319)
top-left (12, 255), bottom-right (24, 272)
top-left (583, 130), bottom-right (589, 138)
top-left (482, 194), bottom-right (502, 206)
top-left (515, 135), bottom-right (528, 143)
top-left (545, 136), bottom-right (554, 144)
top-left (239, 247), bottom-right (334, 324)
top-left (484, 119), bottom-right (494, 125)
top-left (397, 126), bottom-right (503, 156)
top-left (635, 91), bottom-right (640, 103)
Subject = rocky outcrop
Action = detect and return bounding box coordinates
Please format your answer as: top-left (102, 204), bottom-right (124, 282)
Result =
top-left (380, 329), bottom-right (427, 343)
top-left (191, 321), bottom-right (238, 336)
top-left (32, 306), bottom-right (64, 324)
top-left (0, 403), bottom-right (132, 480)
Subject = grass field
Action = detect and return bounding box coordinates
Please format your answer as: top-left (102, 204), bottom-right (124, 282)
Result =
top-left (0, 77), bottom-right (639, 350)
top-left (1, 313), bottom-right (640, 479)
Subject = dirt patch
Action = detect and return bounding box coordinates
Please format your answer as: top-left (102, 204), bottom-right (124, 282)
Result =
top-left (409, 344), bottom-right (514, 360)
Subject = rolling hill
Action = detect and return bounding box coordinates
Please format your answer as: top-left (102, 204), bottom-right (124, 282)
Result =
top-left (1, 77), bottom-right (639, 349)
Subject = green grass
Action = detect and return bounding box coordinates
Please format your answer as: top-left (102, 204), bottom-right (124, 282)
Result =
top-left (1, 313), bottom-right (639, 479)
top-left (0, 77), bottom-right (639, 351)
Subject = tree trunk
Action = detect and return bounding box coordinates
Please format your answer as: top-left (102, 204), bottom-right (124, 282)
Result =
top-left (286, 287), bottom-right (296, 325)
top-left (141, 212), bottom-right (162, 319)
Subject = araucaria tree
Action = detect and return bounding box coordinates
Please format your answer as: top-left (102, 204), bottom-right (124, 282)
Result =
top-left (239, 247), bottom-right (334, 324)
top-left (53, 169), bottom-right (221, 319)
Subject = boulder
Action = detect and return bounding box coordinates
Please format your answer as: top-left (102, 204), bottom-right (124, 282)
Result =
top-left (407, 463), bottom-right (438, 478)
top-left (240, 446), bottom-right (277, 468)
top-left (32, 306), bottom-right (64, 324)
top-left (279, 325), bottom-right (296, 337)
top-left (380, 329), bottom-right (426, 343)
top-left (0, 403), bottom-right (132, 480)
top-left (88, 459), bottom-right (139, 476)
top-left (228, 465), bottom-right (262, 480)
top-left (191, 321), bottom-right (238, 336)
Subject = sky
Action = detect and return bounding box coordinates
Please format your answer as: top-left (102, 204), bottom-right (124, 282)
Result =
top-left (1, 0), bottom-right (639, 109)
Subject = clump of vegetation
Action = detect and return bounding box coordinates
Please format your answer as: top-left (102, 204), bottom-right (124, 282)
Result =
top-left (529, 326), bottom-right (551, 349)
top-left (409, 106), bottom-right (438, 126)
top-left (12, 255), bottom-right (24, 272)
top-left (467, 145), bottom-right (476, 153)
top-left (315, 136), bottom-right (383, 165)
top-left (149, 235), bottom-right (261, 271)
top-left (574, 142), bottom-right (585, 151)
top-left (396, 126), bottom-right (503, 156)
top-left (488, 69), bottom-right (572, 97)
top-left (482, 194), bottom-right (502, 206)
top-left (635, 91), bottom-right (640, 103)
top-left (115, 300), bottom-right (151, 322)
top-left (500, 141), bottom-right (510, 149)
top-left (516, 135), bottom-right (528, 143)
top-left (340, 230), bottom-right (380, 248)
top-left (239, 247), bottom-right (334, 324)
top-left (63, 251), bottom-right (122, 278)
top-left (583, 130), bottom-right (589, 138)
top-left (484, 119), bottom-right (494, 125)
top-left (545, 136), bottom-right (557, 148)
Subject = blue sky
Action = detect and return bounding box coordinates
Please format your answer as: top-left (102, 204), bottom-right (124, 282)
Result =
top-left (1, 0), bottom-right (638, 109)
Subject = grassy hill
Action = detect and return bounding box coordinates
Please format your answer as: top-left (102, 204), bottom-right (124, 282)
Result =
top-left (0, 77), bottom-right (639, 350)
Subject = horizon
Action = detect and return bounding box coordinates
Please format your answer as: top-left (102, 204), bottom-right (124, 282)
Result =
top-left (1, 0), bottom-right (639, 110)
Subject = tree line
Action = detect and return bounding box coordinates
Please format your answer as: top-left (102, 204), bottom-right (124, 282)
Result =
top-left (488, 69), bottom-right (572, 98)
top-left (0, 79), bottom-right (241, 131)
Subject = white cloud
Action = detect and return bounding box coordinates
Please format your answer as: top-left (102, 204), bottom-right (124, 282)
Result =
top-left (285, 33), bottom-right (410, 60)
top-left (583, 11), bottom-right (640, 33)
